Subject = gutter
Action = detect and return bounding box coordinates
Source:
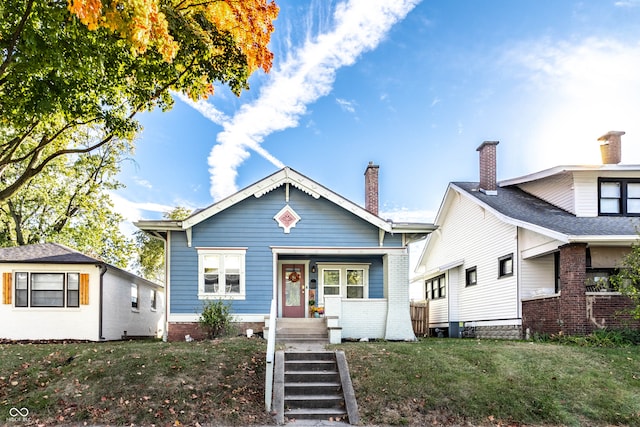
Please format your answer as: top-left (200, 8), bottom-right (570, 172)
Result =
top-left (98, 263), bottom-right (108, 340)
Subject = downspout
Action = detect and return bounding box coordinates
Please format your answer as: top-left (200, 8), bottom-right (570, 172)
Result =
top-left (98, 263), bottom-right (108, 340)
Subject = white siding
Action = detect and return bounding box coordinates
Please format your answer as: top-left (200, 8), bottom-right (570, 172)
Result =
top-left (520, 254), bottom-right (556, 298)
top-left (101, 269), bottom-right (164, 340)
top-left (573, 170), bottom-right (640, 217)
top-left (421, 189), bottom-right (519, 324)
top-left (517, 172), bottom-right (575, 214)
top-left (0, 264), bottom-right (101, 341)
top-left (573, 172), bottom-right (598, 217)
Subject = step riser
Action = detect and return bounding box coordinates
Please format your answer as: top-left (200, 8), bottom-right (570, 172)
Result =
top-left (284, 409), bottom-right (348, 421)
top-left (285, 397), bottom-right (345, 409)
top-left (286, 362), bottom-right (336, 371)
top-left (285, 384), bottom-right (342, 395)
top-left (285, 352), bottom-right (336, 361)
top-left (285, 372), bottom-right (339, 383)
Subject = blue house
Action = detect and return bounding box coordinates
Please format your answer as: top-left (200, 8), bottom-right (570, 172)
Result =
top-left (136, 164), bottom-right (434, 341)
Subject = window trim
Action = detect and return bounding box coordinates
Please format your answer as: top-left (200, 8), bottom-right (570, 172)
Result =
top-left (14, 272), bottom-right (81, 308)
top-left (426, 274), bottom-right (446, 300)
top-left (197, 248), bottom-right (247, 300)
top-left (150, 289), bottom-right (157, 311)
top-left (317, 263), bottom-right (370, 300)
top-left (598, 178), bottom-right (640, 216)
top-left (131, 283), bottom-right (139, 310)
top-left (498, 254), bottom-right (514, 278)
top-left (465, 267), bottom-right (477, 287)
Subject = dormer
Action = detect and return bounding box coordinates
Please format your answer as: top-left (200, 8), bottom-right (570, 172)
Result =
top-left (499, 131), bottom-right (640, 218)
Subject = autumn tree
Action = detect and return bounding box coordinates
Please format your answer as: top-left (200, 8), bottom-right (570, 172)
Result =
top-left (0, 142), bottom-right (135, 268)
top-left (0, 0), bottom-right (278, 202)
top-left (135, 206), bottom-right (191, 283)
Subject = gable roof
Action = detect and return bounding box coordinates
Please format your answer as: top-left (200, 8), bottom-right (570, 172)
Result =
top-left (451, 182), bottom-right (640, 244)
top-left (0, 243), bottom-right (98, 264)
top-left (136, 166), bottom-right (436, 238)
top-left (0, 243), bottom-right (162, 288)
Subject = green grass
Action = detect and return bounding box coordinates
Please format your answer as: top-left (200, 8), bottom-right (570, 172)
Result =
top-left (0, 338), bottom-right (272, 426)
top-left (1, 338), bottom-right (639, 426)
top-left (336, 339), bottom-right (640, 426)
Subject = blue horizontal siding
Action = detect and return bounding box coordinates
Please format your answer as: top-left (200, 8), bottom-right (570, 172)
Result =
top-left (170, 187), bottom-right (400, 314)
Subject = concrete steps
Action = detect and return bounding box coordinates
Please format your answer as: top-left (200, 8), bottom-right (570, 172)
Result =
top-left (283, 352), bottom-right (348, 422)
top-left (275, 318), bottom-right (329, 345)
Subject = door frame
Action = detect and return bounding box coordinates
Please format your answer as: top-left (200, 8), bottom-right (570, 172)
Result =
top-left (277, 260), bottom-right (310, 318)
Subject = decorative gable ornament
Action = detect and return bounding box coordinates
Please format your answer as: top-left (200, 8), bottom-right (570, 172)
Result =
top-left (274, 205), bottom-right (301, 234)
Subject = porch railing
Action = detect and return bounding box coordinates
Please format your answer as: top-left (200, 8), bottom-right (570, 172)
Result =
top-left (264, 298), bottom-right (277, 412)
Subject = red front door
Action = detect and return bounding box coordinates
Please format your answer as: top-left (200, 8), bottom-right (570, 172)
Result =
top-left (282, 264), bottom-right (305, 318)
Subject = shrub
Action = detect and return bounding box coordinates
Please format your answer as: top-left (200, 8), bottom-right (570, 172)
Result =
top-left (198, 300), bottom-right (233, 339)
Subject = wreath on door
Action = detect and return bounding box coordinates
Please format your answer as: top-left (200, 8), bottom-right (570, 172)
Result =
top-left (288, 272), bottom-right (300, 282)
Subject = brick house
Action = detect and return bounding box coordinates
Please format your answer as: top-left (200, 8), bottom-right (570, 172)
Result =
top-left (136, 164), bottom-right (434, 342)
top-left (414, 132), bottom-right (640, 338)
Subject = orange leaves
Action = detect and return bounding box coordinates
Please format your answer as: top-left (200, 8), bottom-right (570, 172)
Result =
top-left (68, 0), bottom-right (179, 62)
top-left (195, 0), bottom-right (279, 74)
top-left (68, 0), bottom-right (279, 73)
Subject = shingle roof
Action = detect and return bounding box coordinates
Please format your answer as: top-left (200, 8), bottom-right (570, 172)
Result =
top-left (453, 182), bottom-right (640, 237)
top-left (0, 243), bottom-right (99, 264)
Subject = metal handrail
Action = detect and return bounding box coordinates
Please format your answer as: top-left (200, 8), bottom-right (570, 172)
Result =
top-left (264, 298), bottom-right (277, 411)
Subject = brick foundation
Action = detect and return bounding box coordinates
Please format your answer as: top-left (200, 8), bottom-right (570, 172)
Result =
top-left (167, 322), bottom-right (265, 342)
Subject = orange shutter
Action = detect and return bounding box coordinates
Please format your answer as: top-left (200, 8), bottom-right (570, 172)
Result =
top-left (2, 272), bottom-right (11, 305)
top-left (80, 273), bottom-right (90, 305)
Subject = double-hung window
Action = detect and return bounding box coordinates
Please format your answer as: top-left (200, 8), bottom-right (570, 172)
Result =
top-left (198, 248), bottom-right (246, 300)
top-left (599, 178), bottom-right (640, 216)
top-left (426, 274), bottom-right (446, 300)
top-left (15, 272), bottom-right (80, 308)
top-left (319, 264), bottom-right (369, 299)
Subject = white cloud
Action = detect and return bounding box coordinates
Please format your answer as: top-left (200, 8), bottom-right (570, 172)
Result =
top-left (134, 177), bottom-right (153, 189)
top-left (614, 0), bottom-right (640, 7)
top-left (380, 208), bottom-right (436, 223)
top-left (173, 92), bottom-right (229, 125)
top-left (205, 0), bottom-right (422, 201)
top-left (504, 37), bottom-right (640, 172)
top-left (109, 192), bottom-right (175, 223)
top-left (336, 97), bottom-right (357, 113)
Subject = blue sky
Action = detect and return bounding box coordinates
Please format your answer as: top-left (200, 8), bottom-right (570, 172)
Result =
top-left (112, 0), bottom-right (640, 229)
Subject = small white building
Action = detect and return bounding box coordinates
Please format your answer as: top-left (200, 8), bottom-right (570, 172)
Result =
top-left (0, 243), bottom-right (164, 341)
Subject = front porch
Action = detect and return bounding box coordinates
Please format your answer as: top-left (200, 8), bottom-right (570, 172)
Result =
top-left (274, 247), bottom-right (416, 342)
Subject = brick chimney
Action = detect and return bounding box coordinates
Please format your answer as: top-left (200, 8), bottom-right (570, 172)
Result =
top-left (598, 131), bottom-right (625, 164)
top-left (364, 161), bottom-right (379, 216)
top-left (477, 141), bottom-right (499, 195)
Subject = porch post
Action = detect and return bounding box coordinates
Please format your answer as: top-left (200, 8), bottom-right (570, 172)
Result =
top-left (559, 243), bottom-right (588, 335)
top-left (383, 252), bottom-right (416, 341)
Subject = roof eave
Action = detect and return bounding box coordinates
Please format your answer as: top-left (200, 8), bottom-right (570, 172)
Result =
top-left (567, 235), bottom-right (639, 246)
top-left (500, 164), bottom-right (640, 187)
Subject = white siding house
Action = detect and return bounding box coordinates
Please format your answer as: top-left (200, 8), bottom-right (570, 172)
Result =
top-left (414, 132), bottom-right (640, 338)
top-left (0, 243), bottom-right (164, 341)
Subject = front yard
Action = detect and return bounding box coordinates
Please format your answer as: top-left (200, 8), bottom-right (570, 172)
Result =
top-left (1, 337), bottom-right (638, 426)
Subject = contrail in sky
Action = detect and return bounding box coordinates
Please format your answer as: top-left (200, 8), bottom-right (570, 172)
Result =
top-left (182, 0), bottom-right (422, 201)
